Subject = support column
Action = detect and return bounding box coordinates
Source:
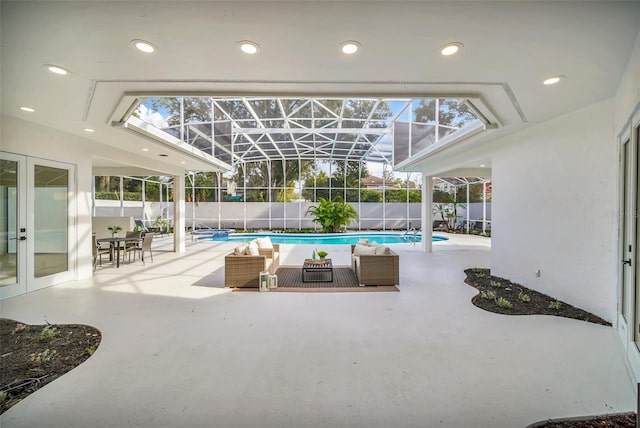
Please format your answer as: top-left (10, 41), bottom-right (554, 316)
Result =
top-left (421, 175), bottom-right (433, 253)
top-left (283, 159), bottom-right (287, 231)
top-left (466, 183), bottom-right (470, 233)
top-left (217, 172), bottom-right (222, 230)
top-left (482, 181), bottom-right (487, 234)
top-left (141, 179), bottom-right (146, 226)
top-left (91, 176), bottom-right (96, 217)
top-left (119, 176), bottom-right (124, 217)
top-left (173, 174), bottom-right (186, 253)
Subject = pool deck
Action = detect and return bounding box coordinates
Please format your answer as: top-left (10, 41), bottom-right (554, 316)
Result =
top-left (0, 233), bottom-right (634, 428)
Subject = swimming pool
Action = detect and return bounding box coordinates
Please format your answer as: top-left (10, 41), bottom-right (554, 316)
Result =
top-left (209, 232), bottom-right (448, 245)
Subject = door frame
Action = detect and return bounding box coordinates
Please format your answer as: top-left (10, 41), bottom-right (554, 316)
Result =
top-left (618, 106), bottom-right (640, 380)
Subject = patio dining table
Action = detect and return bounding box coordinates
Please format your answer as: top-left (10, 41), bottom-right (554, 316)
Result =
top-left (97, 237), bottom-right (142, 268)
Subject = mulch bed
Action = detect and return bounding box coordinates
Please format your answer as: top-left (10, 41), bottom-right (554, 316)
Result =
top-left (0, 318), bottom-right (101, 415)
top-left (527, 412), bottom-right (636, 427)
top-left (464, 268), bottom-right (610, 326)
top-left (465, 268), bottom-right (635, 427)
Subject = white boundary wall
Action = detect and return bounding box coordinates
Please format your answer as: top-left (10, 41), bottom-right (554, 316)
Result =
top-left (93, 200), bottom-right (491, 230)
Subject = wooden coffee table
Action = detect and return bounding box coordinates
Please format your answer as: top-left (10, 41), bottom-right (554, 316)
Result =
top-left (302, 259), bottom-right (334, 283)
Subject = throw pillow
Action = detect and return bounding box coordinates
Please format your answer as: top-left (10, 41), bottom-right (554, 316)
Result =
top-left (375, 245), bottom-right (390, 255)
top-left (357, 239), bottom-right (369, 245)
top-left (247, 242), bottom-right (260, 256)
top-left (256, 237), bottom-right (273, 249)
top-left (354, 244), bottom-right (377, 256)
top-left (234, 244), bottom-right (248, 255)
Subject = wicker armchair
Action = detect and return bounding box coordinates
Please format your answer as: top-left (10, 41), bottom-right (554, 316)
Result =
top-left (224, 244), bottom-right (280, 288)
top-left (350, 244), bottom-right (399, 286)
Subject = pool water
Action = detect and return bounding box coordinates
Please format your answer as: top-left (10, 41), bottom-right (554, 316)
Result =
top-left (209, 232), bottom-right (448, 245)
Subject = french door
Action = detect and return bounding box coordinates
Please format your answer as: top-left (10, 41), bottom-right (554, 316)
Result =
top-left (0, 153), bottom-right (75, 299)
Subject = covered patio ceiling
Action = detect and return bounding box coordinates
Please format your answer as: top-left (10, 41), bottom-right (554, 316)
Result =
top-left (128, 96), bottom-right (483, 168)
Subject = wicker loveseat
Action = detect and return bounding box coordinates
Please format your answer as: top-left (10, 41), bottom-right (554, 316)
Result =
top-left (350, 242), bottom-right (399, 286)
top-left (225, 238), bottom-right (280, 288)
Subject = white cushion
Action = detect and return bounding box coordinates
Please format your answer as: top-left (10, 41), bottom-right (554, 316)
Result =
top-left (354, 244), bottom-right (377, 256)
top-left (357, 239), bottom-right (369, 245)
top-left (375, 245), bottom-right (390, 255)
top-left (370, 241), bottom-right (378, 246)
top-left (247, 242), bottom-right (260, 255)
top-left (256, 237), bottom-right (273, 249)
top-left (234, 244), bottom-right (248, 255)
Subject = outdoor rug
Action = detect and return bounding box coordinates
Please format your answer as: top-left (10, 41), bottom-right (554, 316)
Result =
top-left (232, 266), bottom-right (398, 292)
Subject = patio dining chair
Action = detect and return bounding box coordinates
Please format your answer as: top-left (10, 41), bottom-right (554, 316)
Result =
top-left (92, 234), bottom-right (112, 270)
top-left (120, 231), bottom-right (142, 263)
top-left (128, 232), bottom-right (154, 264)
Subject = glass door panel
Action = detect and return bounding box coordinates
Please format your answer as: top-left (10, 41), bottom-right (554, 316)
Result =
top-left (1, 160), bottom-right (18, 285)
top-left (0, 153), bottom-right (27, 299)
top-left (28, 158), bottom-right (74, 292)
top-left (33, 165), bottom-right (68, 278)
top-left (622, 140), bottom-right (632, 324)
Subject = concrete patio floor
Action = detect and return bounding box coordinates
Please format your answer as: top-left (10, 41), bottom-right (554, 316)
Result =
top-left (0, 234), bottom-right (635, 428)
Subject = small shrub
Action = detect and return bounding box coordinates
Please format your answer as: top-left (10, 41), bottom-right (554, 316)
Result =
top-left (548, 300), bottom-right (562, 310)
top-left (85, 346), bottom-right (96, 356)
top-left (30, 349), bottom-right (57, 365)
top-left (0, 391), bottom-right (7, 402)
top-left (480, 290), bottom-right (497, 300)
top-left (495, 297), bottom-right (513, 309)
top-left (489, 280), bottom-right (503, 288)
top-left (517, 292), bottom-right (531, 303)
top-left (39, 325), bottom-right (60, 341)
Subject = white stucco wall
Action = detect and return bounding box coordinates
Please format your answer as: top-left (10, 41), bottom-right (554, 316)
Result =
top-left (491, 99), bottom-right (617, 322)
top-left (614, 30), bottom-right (640, 132)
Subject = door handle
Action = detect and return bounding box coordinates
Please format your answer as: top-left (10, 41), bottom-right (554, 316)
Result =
top-left (623, 259), bottom-right (632, 266)
top-left (19, 236), bottom-right (27, 241)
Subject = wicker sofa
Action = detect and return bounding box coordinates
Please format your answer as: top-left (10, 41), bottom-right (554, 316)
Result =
top-left (224, 239), bottom-right (280, 288)
top-left (350, 243), bottom-right (399, 286)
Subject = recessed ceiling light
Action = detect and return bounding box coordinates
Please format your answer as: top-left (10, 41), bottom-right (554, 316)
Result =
top-left (131, 39), bottom-right (157, 54)
top-left (141, 148), bottom-right (150, 152)
top-left (238, 41), bottom-right (260, 54)
top-left (44, 64), bottom-right (69, 75)
top-left (180, 161), bottom-right (186, 165)
top-left (340, 41), bottom-right (361, 55)
top-left (20, 106), bottom-right (35, 112)
top-left (83, 128), bottom-right (95, 133)
top-left (480, 164), bottom-right (486, 167)
top-left (440, 42), bottom-right (463, 56)
top-left (543, 75), bottom-right (565, 85)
